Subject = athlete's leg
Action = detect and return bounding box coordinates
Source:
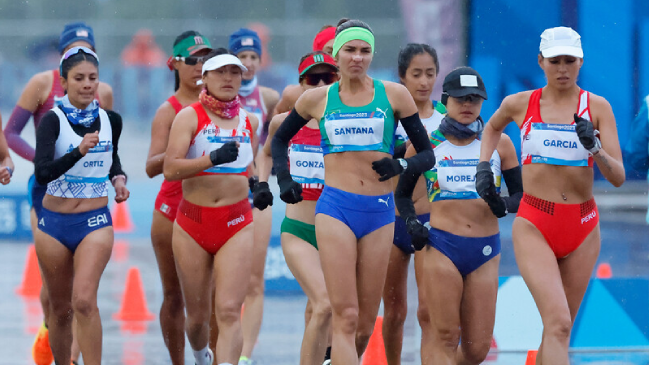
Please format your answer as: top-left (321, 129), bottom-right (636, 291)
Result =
top-left (282, 233), bottom-right (332, 365)
top-left (513, 217), bottom-right (571, 365)
top-left (355, 223), bottom-right (395, 358)
top-left (213, 224), bottom-right (254, 363)
top-left (382, 245), bottom-right (411, 365)
top-left (241, 207), bottom-right (272, 360)
top-left (316, 214), bottom-right (360, 364)
top-left (70, 227), bottom-right (114, 365)
top-left (34, 229), bottom-right (74, 365)
top-left (151, 211), bottom-right (186, 365)
top-left (414, 251), bottom-right (432, 364)
top-left (209, 285), bottom-right (219, 357)
top-left (172, 222), bottom-right (214, 353)
top-left (31, 208), bottom-right (52, 324)
top-left (421, 246), bottom-right (463, 365)
top-left (456, 255), bottom-right (500, 365)
top-left (71, 318), bottom-right (81, 363)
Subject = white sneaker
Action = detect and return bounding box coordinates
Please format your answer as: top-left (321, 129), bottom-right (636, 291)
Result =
top-left (322, 360), bottom-right (331, 365)
top-left (196, 348), bottom-right (213, 365)
top-left (238, 356), bottom-right (253, 365)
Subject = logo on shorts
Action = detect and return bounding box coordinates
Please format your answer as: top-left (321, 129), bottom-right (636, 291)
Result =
top-left (581, 210), bottom-right (597, 224)
top-left (88, 213), bottom-right (108, 227)
top-left (227, 214), bottom-right (245, 227)
top-left (160, 203), bottom-right (170, 214)
top-left (378, 197), bottom-right (390, 207)
top-left (39, 217), bottom-right (45, 226)
top-left (483, 245), bottom-right (493, 256)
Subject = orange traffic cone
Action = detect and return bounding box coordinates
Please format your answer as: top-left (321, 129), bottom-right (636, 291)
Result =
top-left (596, 263), bottom-right (612, 279)
top-left (525, 350), bottom-right (537, 365)
top-left (113, 267), bottom-right (154, 321)
top-left (16, 244), bottom-right (42, 297)
top-left (361, 316), bottom-right (387, 365)
top-left (111, 201), bottom-right (134, 233)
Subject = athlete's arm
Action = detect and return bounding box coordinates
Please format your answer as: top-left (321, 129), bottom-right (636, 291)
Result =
top-left (145, 102), bottom-right (178, 178)
top-left (248, 112), bottom-right (260, 159)
top-left (260, 112), bottom-right (288, 182)
top-left (496, 134), bottom-right (523, 214)
top-left (395, 143), bottom-right (429, 249)
top-left (273, 84), bottom-right (303, 115)
top-left (590, 95), bottom-right (625, 187)
top-left (33, 111), bottom-right (82, 185)
top-left (163, 108), bottom-right (213, 181)
top-left (97, 82), bottom-right (114, 110)
top-left (106, 110), bottom-right (126, 180)
top-left (0, 115), bottom-right (15, 184)
top-left (480, 93), bottom-right (527, 163)
top-left (5, 72), bottom-right (50, 162)
top-left (261, 86), bottom-right (280, 121)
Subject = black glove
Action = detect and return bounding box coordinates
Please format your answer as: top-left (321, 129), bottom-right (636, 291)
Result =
top-left (475, 161), bottom-right (507, 218)
top-left (252, 182), bottom-right (273, 210)
top-left (277, 171), bottom-right (303, 204)
top-left (248, 176), bottom-right (259, 192)
top-left (574, 113), bottom-right (601, 154)
top-left (405, 217), bottom-right (429, 251)
top-left (372, 157), bottom-right (404, 181)
top-left (210, 141), bottom-right (239, 165)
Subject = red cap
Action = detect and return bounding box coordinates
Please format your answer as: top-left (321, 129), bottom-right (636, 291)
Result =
top-left (312, 27), bottom-right (336, 52)
top-left (299, 52), bottom-right (337, 76)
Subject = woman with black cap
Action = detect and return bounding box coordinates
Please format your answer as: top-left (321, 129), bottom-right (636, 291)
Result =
top-left (4, 21), bottom-right (113, 365)
top-left (145, 30), bottom-right (212, 365)
top-left (396, 66), bottom-right (522, 365)
top-left (477, 26), bottom-right (625, 364)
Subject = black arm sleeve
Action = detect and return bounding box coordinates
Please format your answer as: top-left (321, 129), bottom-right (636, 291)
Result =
top-left (34, 111), bottom-right (83, 185)
top-left (400, 113), bottom-right (435, 174)
top-left (106, 110), bottom-right (126, 180)
top-left (271, 109), bottom-right (310, 181)
top-left (393, 142), bottom-right (407, 159)
top-left (394, 171), bottom-right (421, 222)
top-left (502, 165), bottom-right (523, 213)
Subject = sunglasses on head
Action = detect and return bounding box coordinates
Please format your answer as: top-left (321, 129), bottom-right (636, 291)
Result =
top-left (60, 46), bottom-right (99, 64)
top-left (175, 55), bottom-right (210, 66)
top-left (300, 72), bottom-right (338, 86)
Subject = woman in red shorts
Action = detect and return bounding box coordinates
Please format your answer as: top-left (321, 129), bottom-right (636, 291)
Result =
top-left (477, 26), bottom-right (625, 365)
top-left (145, 30), bottom-right (212, 365)
top-left (164, 49), bottom-right (259, 365)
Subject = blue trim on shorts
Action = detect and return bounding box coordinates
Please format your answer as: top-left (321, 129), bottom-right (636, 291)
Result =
top-left (393, 213), bottom-right (430, 254)
top-left (315, 185), bottom-right (395, 239)
top-left (428, 227), bottom-right (500, 276)
top-left (28, 174), bottom-right (47, 217)
top-left (38, 206), bottom-right (112, 252)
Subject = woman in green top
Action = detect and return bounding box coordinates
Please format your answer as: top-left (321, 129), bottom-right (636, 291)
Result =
top-left (270, 18), bottom-right (435, 364)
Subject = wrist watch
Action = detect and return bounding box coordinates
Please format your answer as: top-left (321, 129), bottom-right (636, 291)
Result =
top-left (398, 158), bottom-right (408, 173)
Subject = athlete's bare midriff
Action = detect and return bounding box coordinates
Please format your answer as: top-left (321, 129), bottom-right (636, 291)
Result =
top-left (43, 195), bottom-right (108, 214)
top-left (182, 174), bottom-right (248, 207)
top-left (323, 150), bottom-right (393, 196)
top-left (429, 199), bottom-right (499, 237)
top-left (522, 164), bottom-right (594, 203)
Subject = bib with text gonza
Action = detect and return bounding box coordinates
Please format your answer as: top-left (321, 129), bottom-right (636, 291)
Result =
top-left (289, 144), bottom-right (325, 185)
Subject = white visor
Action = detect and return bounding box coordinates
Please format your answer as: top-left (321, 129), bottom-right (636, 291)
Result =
top-left (197, 54), bottom-right (248, 85)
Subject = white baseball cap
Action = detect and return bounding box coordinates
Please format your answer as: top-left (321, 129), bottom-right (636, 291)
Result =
top-left (539, 26), bottom-right (584, 58)
top-left (197, 54), bottom-right (248, 85)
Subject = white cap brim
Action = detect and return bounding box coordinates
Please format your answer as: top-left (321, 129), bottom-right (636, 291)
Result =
top-left (541, 45), bottom-right (583, 58)
top-left (201, 54), bottom-right (248, 75)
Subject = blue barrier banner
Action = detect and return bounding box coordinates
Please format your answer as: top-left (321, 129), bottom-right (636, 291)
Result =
top-left (0, 194), bottom-right (32, 241)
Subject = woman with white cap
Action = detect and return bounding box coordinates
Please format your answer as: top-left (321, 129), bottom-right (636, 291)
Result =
top-left (164, 48), bottom-right (259, 365)
top-left (477, 27), bottom-right (625, 364)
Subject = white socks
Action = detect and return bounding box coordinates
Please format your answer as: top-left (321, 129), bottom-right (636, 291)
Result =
top-left (193, 347), bottom-right (213, 365)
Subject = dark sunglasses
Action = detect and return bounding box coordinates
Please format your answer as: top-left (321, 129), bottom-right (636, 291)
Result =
top-left (301, 72), bottom-right (338, 86)
top-left (174, 55), bottom-right (210, 66)
top-left (456, 94), bottom-right (483, 103)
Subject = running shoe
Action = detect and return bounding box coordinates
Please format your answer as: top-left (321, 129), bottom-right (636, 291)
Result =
top-left (238, 356), bottom-right (253, 365)
top-left (32, 322), bottom-right (54, 365)
top-left (322, 360), bottom-right (331, 365)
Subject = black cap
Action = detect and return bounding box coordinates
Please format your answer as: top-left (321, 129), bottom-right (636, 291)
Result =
top-left (442, 67), bottom-right (487, 100)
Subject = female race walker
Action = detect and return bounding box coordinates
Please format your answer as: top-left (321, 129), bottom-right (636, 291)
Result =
top-left (382, 43), bottom-right (445, 365)
top-left (256, 51), bottom-right (339, 365)
top-left (145, 30), bottom-right (212, 365)
top-left (477, 27), bottom-right (625, 365)
top-left (33, 46), bottom-right (128, 365)
top-left (164, 50), bottom-right (259, 365)
top-left (5, 22), bottom-right (113, 365)
top-left (228, 28), bottom-right (279, 365)
top-left (397, 67), bottom-right (522, 365)
top-left (271, 18), bottom-right (435, 364)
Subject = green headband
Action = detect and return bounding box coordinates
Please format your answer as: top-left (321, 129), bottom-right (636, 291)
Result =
top-left (332, 27), bottom-right (375, 57)
top-left (173, 35), bottom-right (212, 57)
